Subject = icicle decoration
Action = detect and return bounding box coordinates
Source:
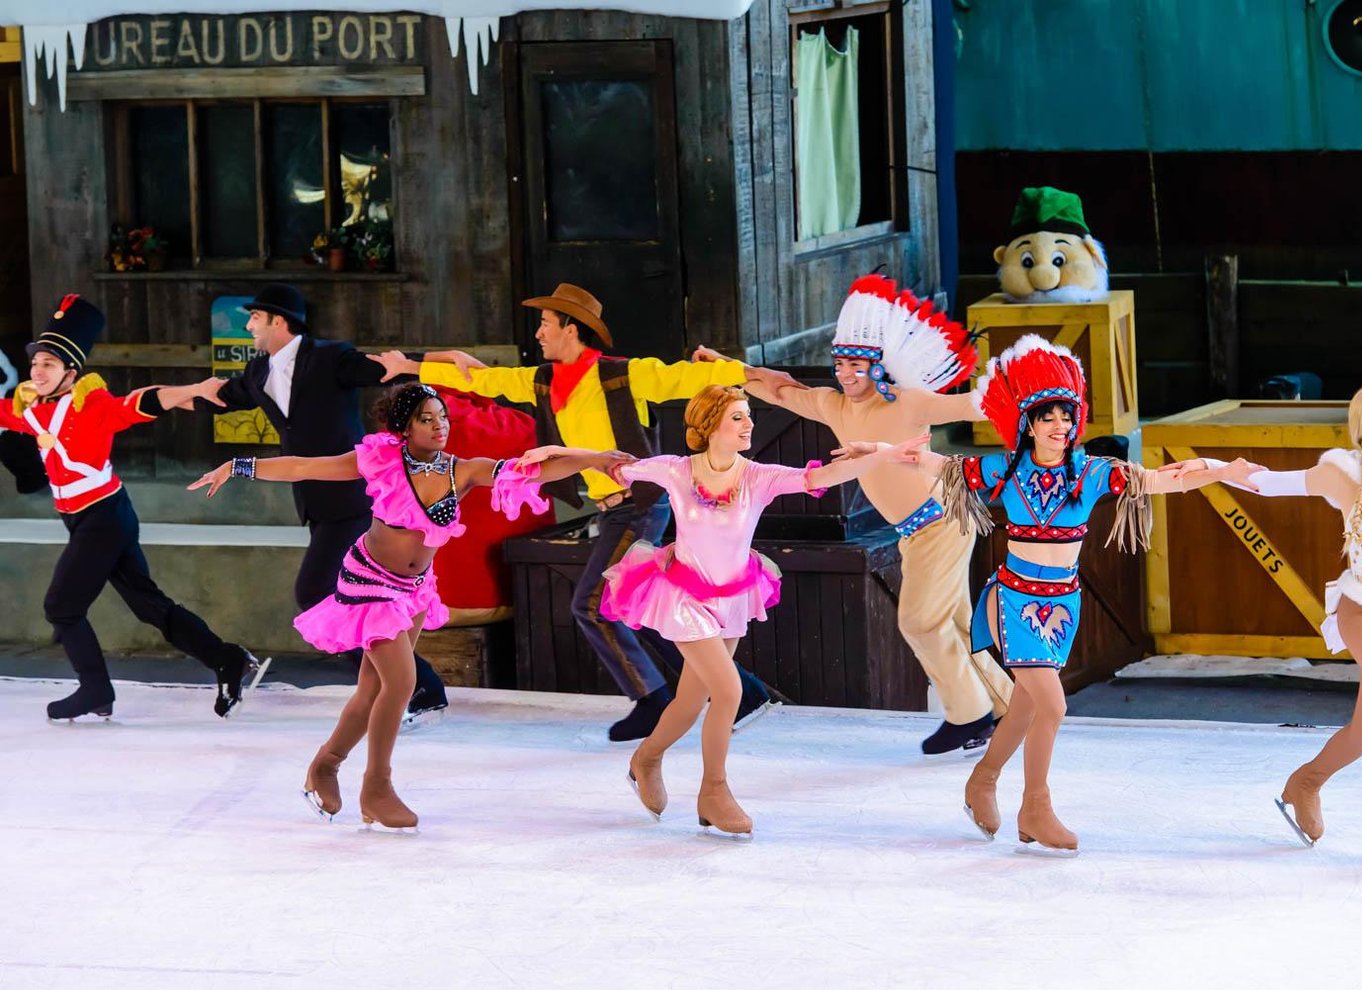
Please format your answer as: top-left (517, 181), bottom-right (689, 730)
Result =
top-left (445, 16), bottom-right (501, 96)
top-left (23, 24), bottom-right (87, 111)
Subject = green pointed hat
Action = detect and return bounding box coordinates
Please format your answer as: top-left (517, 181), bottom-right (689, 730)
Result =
top-left (1007, 186), bottom-right (1090, 239)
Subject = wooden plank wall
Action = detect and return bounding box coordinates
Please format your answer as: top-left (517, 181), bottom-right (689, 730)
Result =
top-left (511, 12), bottom-right (742, 353)
top-left (732, 0), bottom-right (941, 367)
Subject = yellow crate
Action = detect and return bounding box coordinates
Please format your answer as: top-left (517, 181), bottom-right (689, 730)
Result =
top-left (1142, 400), bottom-right (1351, 660)
top-left (968, 290), bottom-right (1138, 446)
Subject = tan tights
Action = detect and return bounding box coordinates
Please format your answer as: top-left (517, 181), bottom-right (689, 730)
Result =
top-left (317, 611), bottom-right (423, 774)
top-left (974, 588), bottom-right (1066, 791)
top-left (636, 636), bottom-right (741, 782)
top-left (1292, 597), bottom-right (1362, 790)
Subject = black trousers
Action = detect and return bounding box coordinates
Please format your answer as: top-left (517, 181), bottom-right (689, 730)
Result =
top-left (297, 512), bottom-right (447, 705)
top-left (47, 489), bottom-right (237, 690)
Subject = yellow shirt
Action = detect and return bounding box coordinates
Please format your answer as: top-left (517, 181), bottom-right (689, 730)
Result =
top-left (421, 357), bottom-right (747, 500)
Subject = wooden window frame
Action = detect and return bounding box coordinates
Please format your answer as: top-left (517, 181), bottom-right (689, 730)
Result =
top-left (108, 95), bottom-right (396, 272)
top-left (789, 0), bottom-right (906, 254)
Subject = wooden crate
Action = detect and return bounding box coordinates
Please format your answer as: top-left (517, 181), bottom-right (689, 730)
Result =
top-left (504, 519), bottom-right (928, 711)
top-left (418, 623), bottom-right (517, 689)
top-left (1142, 400), bottom-right (1351, 659)
top-left (968, 290), bottom-right (1139, 445)
top-left (971, 501), bottom-right (1152, 692)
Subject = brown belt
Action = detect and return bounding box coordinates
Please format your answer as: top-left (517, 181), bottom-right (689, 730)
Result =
top-left (595, 489), bottom-right (632, 512)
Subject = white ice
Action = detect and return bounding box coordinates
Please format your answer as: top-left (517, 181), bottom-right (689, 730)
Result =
top-left (2, 676), bottom-right (1358, 990)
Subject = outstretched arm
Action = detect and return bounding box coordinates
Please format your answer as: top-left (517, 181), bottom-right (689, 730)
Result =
top-left (806, 436), bottom-right (929, 490)
top-left (892, 386), bottom-right (986, 426)
top-left (505, 444), bottom-right (634, 485)
top-left (1145, 456), bottom-right (1263, 496)
top-left (188, 451), bottom-right (361, 498)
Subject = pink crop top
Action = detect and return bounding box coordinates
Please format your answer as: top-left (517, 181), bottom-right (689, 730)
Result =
top-left (356, 432), bottom-right (466, 547)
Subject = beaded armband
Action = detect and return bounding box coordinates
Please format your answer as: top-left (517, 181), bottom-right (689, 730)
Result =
top-left (231, 457), bottom-right (257, 480)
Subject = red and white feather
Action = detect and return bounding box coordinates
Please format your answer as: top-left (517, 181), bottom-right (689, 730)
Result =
top-left (832, 274), bottom-right (900, 354)
top-left (975, 334), bottom-right (1089, 450)
top-left (878, 289), bottom-right (978, 394)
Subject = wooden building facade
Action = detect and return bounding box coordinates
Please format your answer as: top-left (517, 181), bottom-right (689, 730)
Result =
top-left (16, 1), bottom-right (943, 475)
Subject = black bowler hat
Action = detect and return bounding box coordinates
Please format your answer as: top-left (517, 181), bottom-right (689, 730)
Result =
top-left (243, 282), bottom-right (308, 330)
top-left (26, 294), bottom-right (106, 373)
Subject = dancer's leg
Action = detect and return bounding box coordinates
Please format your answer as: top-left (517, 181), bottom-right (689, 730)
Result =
top-left (1280, 597), bottom-right (1362, 841)
top-left (304, 652), bottom-right (380, 817)
top-left (355, 614), bottom-right (421, 828)
top-left (1012, 666), bottom-right (1076, 850)
top-left (671, 636), bottom-right (750, 833)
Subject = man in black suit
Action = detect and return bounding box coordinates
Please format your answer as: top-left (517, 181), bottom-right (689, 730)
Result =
top-left (197, 283), bottom-right (447, 716)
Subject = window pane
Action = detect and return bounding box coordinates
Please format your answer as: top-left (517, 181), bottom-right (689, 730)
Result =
top-left (130, 105), bottom-right (191, 258)
top-left (265, 104), bottom-right (324, 262)
top-left (541, 79), bottom-right (658, 242)
top-left (331, 103), bottom-right (391, 227)
top-left (200, 104), bottom-right (259, 259)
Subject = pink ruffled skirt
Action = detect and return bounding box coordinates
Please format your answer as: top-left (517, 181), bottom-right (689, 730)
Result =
top-left (294, 538), bottom-right (450, 653)
top-left (600, 541), bottom-right (782, 642)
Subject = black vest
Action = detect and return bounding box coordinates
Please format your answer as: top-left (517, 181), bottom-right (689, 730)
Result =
top-left (531, 358), bottom-right (661, 509)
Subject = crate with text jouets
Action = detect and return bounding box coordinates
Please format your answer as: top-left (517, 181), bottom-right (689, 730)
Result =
top-left (1142, 399), bottom-right (1351, 660)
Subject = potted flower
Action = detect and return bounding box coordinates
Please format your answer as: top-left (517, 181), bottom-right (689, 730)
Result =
top-left (312, 225), bottom-right (353, 272)
top-left (353, 218), bottom-right (394, 273)
top-left (129, 227), bottom-right (169, 271)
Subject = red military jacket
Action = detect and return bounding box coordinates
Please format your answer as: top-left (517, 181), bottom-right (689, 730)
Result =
top-left (0, 374), bottom-right (160, 514)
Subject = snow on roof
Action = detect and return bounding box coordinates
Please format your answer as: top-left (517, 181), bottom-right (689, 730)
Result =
top-left (9, 1), bottom-right (756, 106)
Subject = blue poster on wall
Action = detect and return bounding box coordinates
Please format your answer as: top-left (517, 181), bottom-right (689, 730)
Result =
top-left (211, 295), bottom-right (278, 445)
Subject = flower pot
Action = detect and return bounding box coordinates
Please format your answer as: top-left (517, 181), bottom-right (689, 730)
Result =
top-left (145, 248), bottom-right (167, 272)
top-left (327, 247), bottom-right (347, 273)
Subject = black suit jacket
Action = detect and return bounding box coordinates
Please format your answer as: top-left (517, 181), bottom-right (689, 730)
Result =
top-left (202, 335), bottom-right (391, 524)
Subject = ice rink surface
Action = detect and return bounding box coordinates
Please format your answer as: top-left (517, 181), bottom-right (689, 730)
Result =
top-left (2, 676), bottom-right (1359, 990)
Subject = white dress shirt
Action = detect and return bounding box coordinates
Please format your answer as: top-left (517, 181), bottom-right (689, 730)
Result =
top-left (264, 333), bottom-right (303, 419)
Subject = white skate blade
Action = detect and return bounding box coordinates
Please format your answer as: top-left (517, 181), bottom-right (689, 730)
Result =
top-left (244, 656), bottom-right (272, 695)
top-left (400, 705), bottom-right (448, 732)
top-left (627, 770), bottom-right (661, 821)
top-left (733, 700), bottom-right (779, 735)
top-left (1275, 797), bottom-right (1317, 848)
top-left (963, 804), bottom-right (996, 841)
top-left (302, 788), bottom-right (335, 822)
top-left (697, 822), bottom-right (754, 841)
top-left (47, 711), bottom-right (114, 725)
top-left (1015, 840), bottom-right (1079, 858)
top-left (359, 821), bottom-right (420, 835)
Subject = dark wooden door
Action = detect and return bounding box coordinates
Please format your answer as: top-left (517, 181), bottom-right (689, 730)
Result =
top-left (518, 41), bottom-right (685, 360)
top-left (0, 64), bottom-right (31, 360)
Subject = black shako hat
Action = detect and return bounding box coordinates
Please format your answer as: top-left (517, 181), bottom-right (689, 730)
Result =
top-left (26, 294), bottom-right (105, 373)
top-left (242, 282), bottom-right (308, 330)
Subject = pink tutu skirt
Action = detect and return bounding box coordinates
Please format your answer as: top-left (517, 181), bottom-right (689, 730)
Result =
top-left (600, 541), bottom-right (782, 642)
top-left (294, 538), bottom-right (450, 653)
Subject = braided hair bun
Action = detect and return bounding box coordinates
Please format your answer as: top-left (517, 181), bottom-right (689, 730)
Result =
top-left (683, 385), bottom-right (747, 452)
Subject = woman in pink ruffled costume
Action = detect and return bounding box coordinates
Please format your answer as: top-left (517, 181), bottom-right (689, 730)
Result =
top-left (191, 382), bottom-right (624, 829)
top-left (518, 385), bottom-right (921, 836)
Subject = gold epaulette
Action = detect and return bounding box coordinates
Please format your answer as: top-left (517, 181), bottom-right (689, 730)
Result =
top-left (12, 381), bottom-right (38, 416)
top-left (71, 373), bottom-right (108, 410)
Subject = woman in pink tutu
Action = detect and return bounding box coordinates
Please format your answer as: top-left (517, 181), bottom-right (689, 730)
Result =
top-left (190, 382), bottom-right (623, 829)
top-left (519, 384), bottom-right (920, 836)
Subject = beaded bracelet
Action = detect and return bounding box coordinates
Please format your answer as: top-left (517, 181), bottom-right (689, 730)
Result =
top-left (231, 457), bottom-right (257, 480)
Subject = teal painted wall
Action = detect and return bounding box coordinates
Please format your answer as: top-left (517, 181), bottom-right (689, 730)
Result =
top-left (956, 0), bottom-right (1362, 150)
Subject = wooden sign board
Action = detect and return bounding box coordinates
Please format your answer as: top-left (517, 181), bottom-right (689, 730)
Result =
top-left (210, 295), bottom-right (278, 446)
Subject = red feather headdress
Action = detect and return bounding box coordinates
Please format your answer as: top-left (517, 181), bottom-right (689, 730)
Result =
top-left (976, 335), bottom-right (1088, 451)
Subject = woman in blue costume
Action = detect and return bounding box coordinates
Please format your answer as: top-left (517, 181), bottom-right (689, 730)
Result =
top-left (909, 336), bottom-right (1258, 851)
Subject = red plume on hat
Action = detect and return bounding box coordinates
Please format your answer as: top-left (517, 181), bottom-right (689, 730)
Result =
top-left (976, 334), bottom-right (1088, 450)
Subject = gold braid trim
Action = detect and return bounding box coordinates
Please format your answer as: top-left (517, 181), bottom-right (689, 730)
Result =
top-left (1102, 458), bottom-right (1154, 554)
top-left (937, 456), bottom-right (994, 537)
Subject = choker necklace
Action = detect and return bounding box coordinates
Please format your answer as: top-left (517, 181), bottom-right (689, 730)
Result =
top-left (402, 444), bottom-right (449, 476)
top-left (703, 451), bottom-right (738, 474)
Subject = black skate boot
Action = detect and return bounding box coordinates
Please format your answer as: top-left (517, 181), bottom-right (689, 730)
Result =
top-left (921, 713), bottom-right (996, 756)
top-left (214, 646), bottom-right (270, 718)
top-left (47, 683), bottom-right (115, 721)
